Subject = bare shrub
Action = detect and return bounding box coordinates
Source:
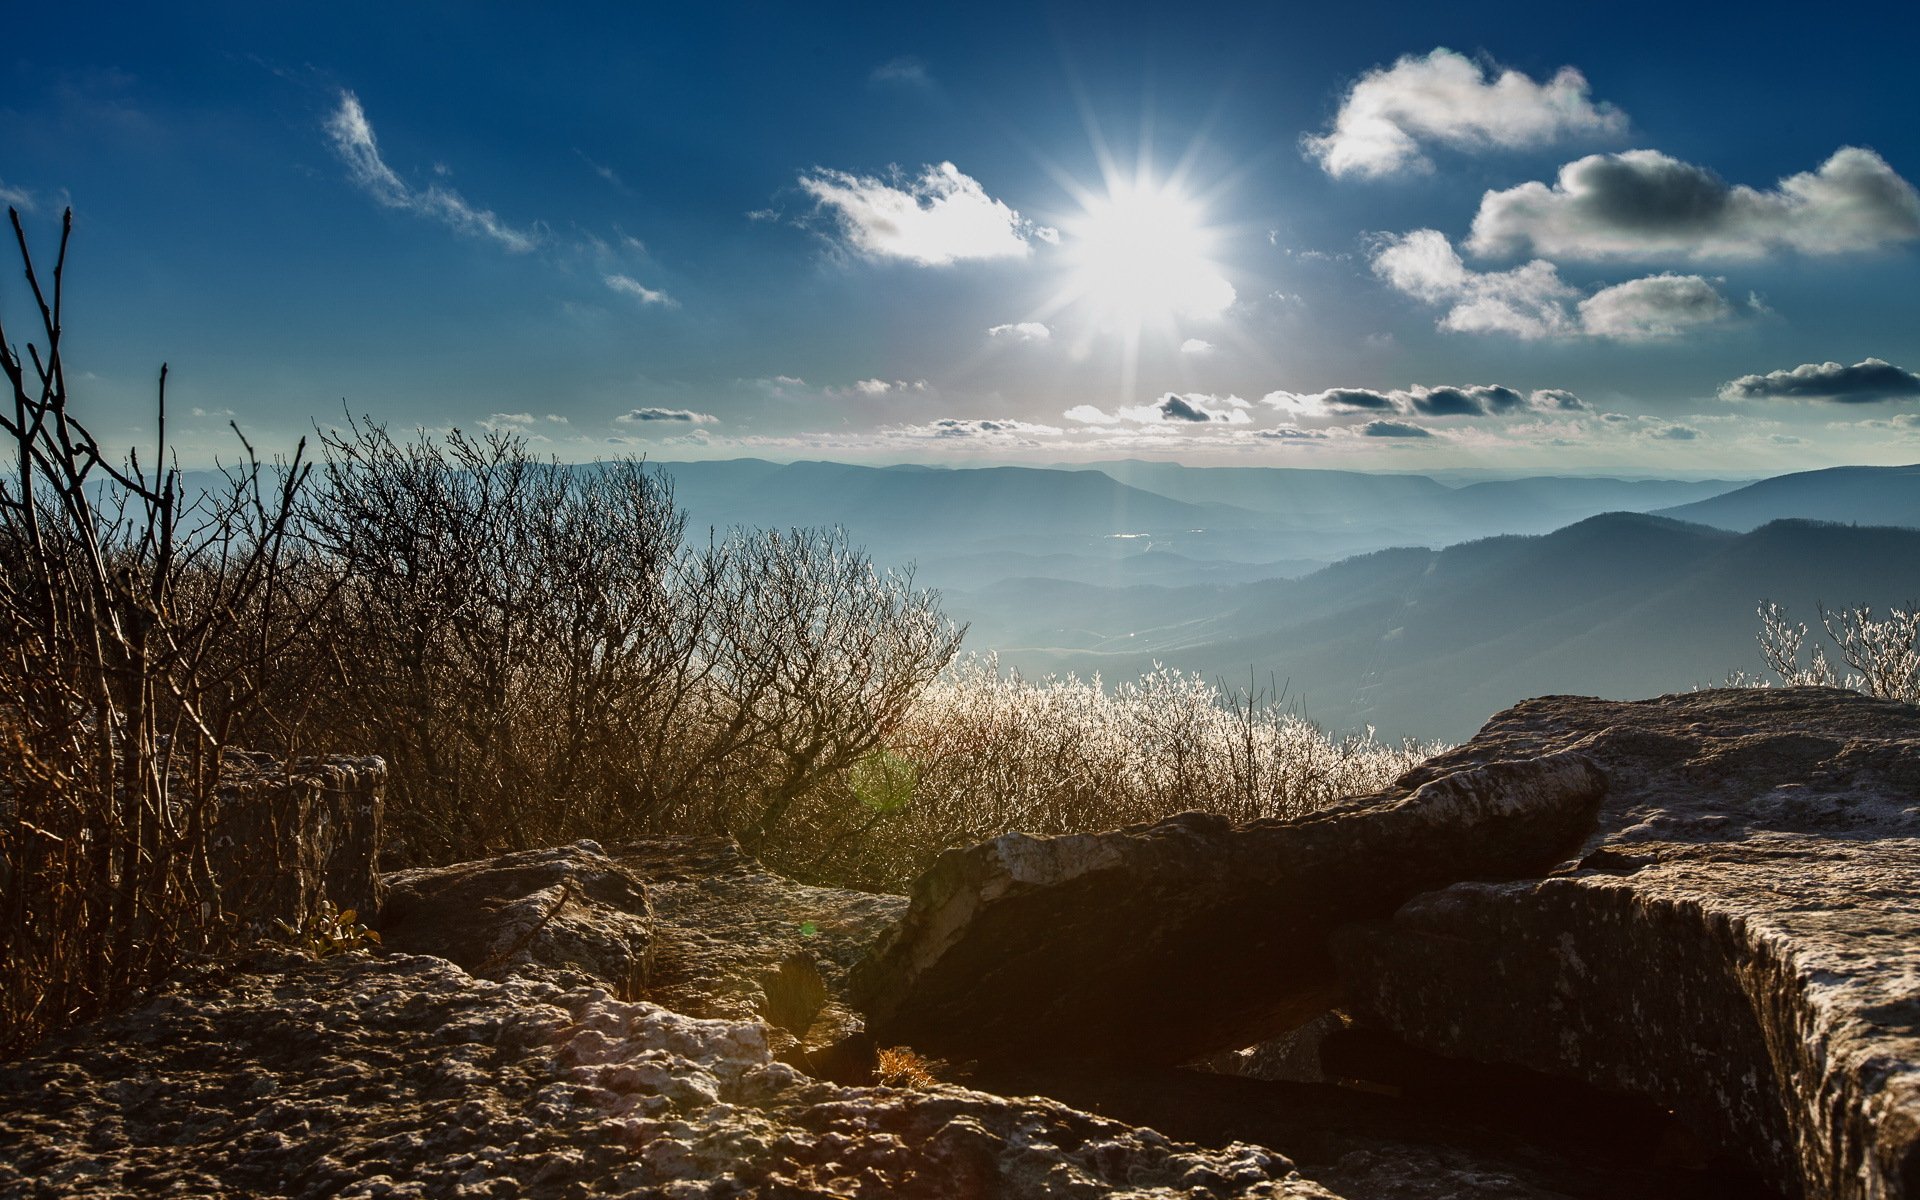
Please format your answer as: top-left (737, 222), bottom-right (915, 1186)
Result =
top-left (0, 209), bottom-right (322, 1054)
top-left (770, 654), bottom-right (1441, 892)
top-left (1748, 600), bottom-right (1920, 704)
top-left (298, 423), bottom-right (963, 865)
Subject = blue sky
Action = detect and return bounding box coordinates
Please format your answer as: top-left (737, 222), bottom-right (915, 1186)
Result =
top-left (4, 0), bottom-right (1918, 472)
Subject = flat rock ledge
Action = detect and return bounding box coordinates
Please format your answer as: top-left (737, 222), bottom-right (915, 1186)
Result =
top-left (850, 751), bottom-right (1606, 1065)
top-left (1333, 688), bottom-right (1920, 1200)
top-left (0, 950), bottom-right (1332, 1200)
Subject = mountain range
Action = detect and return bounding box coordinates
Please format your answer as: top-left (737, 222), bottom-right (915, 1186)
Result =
top-left (655, 459), bottom-right (1920, 741)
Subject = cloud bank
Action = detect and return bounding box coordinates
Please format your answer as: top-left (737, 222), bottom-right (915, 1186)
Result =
top-left (1264, 383), bottom-right (1578, 418)
top-left (618, 407), bottom-right (718, 424)
top-left (1305, 48), bottom-right (1625, 179)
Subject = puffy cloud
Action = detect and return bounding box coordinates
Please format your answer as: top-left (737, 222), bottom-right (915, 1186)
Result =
top-left (1719, 357), bottom-right (1920, 404)
top-left (987, 321), bottom-right (1052, 342)
top-left (605, 273), bottom-right (677, 306)
top-left (1065, 393), bottom-right (1252, 426)
top-left (1576, 273), bottom-right (1734, 339)
top-left (1530, 388), bottom-right (1588, 411)
top-left (1648, 424), bottom-right (1700, 441)
top-left (1254, 426), bottom-right (1329, 441)
top-left (1469, 147), bottom-right (1920, 261)
top-left (1304, 48), bottom-right (1625, 179)
top-left (1371, 229), bottom-right (1576, 338)
top-left (1180, 338), bottom-right (1216, 355)
top-left (325, 91), bottom-right (540, 252)
top-left (798, 161), bottom-right (1050, 265)
top-left (1358, 420), bottom-right (1434, 438)
top-left (618, 407), bottom-right (718, 424)
top-left (1373, 229), bottom-right (1738, 340)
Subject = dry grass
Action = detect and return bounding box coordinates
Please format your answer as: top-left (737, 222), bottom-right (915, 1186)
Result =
top-left (758, 654), bottom-right (1444, 892)
top-left (874, 1046), bottom-right (941, 1088)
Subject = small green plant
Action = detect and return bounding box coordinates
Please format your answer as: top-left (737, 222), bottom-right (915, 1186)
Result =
top-left (274, 901), bottom-right (383, 960)
top-left (848, 749), bottom-right (917, 814)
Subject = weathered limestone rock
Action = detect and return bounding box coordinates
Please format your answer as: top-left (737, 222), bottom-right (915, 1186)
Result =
top-left (378, 840), bottom-right (654, 995)
top-left (850, 751), bottom-right (1606, 1065)
top-left (1332, 688), bottom-right (1920, 1200)
top-left (210, 751), bottom-right (386, 930)
top-left (611, 836), bottom-right (906, 1054)
top-left (0, 950), bottom-right (1337, 1199)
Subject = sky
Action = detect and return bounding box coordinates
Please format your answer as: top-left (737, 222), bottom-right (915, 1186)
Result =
top-left (4, 0), bottom-right (1919, 474)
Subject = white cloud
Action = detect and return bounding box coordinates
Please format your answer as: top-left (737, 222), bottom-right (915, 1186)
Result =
top-left (604, 273), bottom-right (677, 307)
top-left (1373, 229), bottom-right (1738, 340)
top-left (847, 378), bottom-right (930, 396)
top-left (487, 412), bottom-right (537, 426)
top-left (798, 162), bottom-right (1050, 265)
top-left (1371, 229), bottom-right (1576, 338)
top-left (1576, 273), bottom-right (1736, 340)
top-left (1180, 338), bottom-right (1216, 355)
top-left (1067, 393), bottom-right (1251, 426)
top-left (904, 418), bottom-right (1064, 440)
top-left (1304, 48), bottom-right (1625, 179)
top-left (0, 179), bottom-right (34, 211)
top-left (617, 407), bottom-right (718, 424)
top-left (870, 57), bottom-right (933, 88)
top-left (987, 321), bottom-right (1052, 342)
top-left (325, 91), bottom-right (539, 253)
top-left (1469, 147), bottom-right (1920, 261)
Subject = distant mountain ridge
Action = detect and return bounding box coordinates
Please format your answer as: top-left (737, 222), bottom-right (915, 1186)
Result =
top-left (977, 515), bottom-right (1920, 742)
top-left (1654, 463), bottom-right (1920, 531)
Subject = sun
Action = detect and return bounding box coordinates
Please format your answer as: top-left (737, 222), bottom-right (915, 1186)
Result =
top-left (1055, 175), bottom-right (1235, 340)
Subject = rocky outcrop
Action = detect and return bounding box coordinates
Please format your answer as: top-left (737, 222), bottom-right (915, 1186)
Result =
top-left (1333, 688), bottom-right (1920, 1200)
top-left (0, 949), bottom-right (1336, 1199)
top-left (613, 836), bottom-right (906, 1056)
top-left (850, 751), bottom-right (1606, 1065)
top-left (211, 751), bottom-right (386, 930)
top-left (379, 840), bottom-right (654, 996)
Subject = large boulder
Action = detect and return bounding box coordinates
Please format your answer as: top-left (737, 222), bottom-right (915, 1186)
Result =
top-left (850, 751), bottom-right (1606, 1065)
top-left (1332, 688), bottom-right (1920, 1200)
top-left (378, 840), bottom-right (654, 995)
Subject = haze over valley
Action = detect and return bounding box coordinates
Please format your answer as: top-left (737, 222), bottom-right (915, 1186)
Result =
top-left (657, 459), bottom-right (1920, 740)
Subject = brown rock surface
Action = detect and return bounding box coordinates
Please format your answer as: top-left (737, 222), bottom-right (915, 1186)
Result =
top-left (378, 840), bottom-right (655, 995)
top-left (849, 751), bottom-right (1606, 1065)
top-left (1332, 687), bottom-right (1920, 1200)
top-left (0, 950), bottom-right (1335, 1199)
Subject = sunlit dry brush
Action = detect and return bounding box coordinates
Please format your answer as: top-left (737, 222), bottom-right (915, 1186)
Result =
top-left (766, 654), bottom-right (1442, 892)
